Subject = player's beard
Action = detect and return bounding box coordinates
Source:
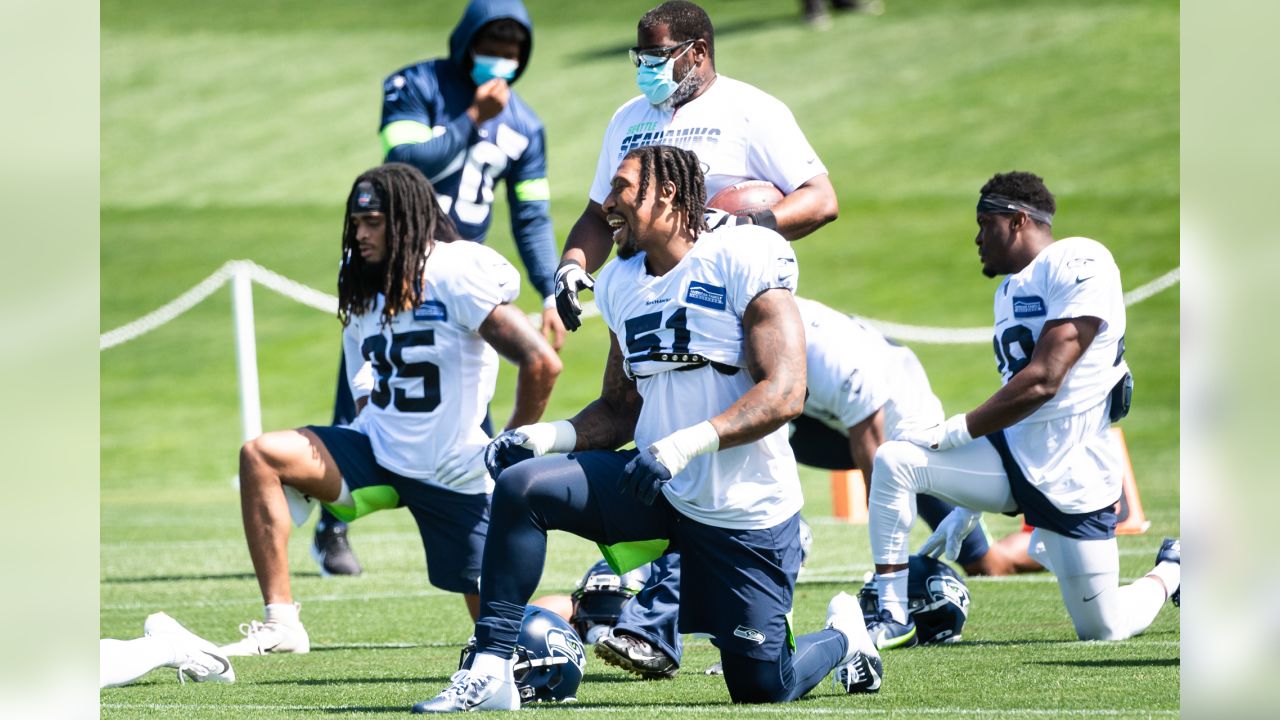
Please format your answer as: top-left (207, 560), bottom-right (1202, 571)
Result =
top-left (616, 230), bottom-right (641, 260)
top-left (658, 68), bottom-right (704, 112)
top-left (360, 260), bottom-right (386, 286)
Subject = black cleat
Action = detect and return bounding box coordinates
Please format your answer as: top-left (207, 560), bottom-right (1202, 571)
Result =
top-left (311, 521), bottom-right (363, 577)
top-left (595, 630), bottom-right (678, 679)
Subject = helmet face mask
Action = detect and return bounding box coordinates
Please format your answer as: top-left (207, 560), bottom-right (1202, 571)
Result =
top-left (569, 559), bottom-right (650, 641)
top-left (459, 606), bottom-right (586, 703)
top-left (857, 554), bottom-right (971, 645)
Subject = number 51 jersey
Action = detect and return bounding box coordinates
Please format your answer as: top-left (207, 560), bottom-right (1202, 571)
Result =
top-left (594, 224), bottom-right (803, 531)
top-left (342, 240), bottom-right (519, 494)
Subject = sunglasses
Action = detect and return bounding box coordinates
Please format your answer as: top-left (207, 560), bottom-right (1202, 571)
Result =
top-left (628, 39), bottom-right (696, 68)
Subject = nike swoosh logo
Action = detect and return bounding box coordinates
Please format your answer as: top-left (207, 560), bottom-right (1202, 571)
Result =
top-left (1082, 590), bottom-right (1104, 603)
top-left (1075, 275), bottom-right (1094, 284)
top-left (199, 650), bottom-right (231, 675)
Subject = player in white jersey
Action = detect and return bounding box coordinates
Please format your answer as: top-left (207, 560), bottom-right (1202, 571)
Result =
top-left (224, 164), bottom-right (561, 657)
top-left (414, 146), bottom-right (879, 713)
top-left (553, 1), bottom-right (838, 332)
top-left (863, 171), bottom-right (1180, 648)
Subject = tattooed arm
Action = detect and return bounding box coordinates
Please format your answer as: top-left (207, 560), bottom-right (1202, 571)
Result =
top-left (568, 331), bottom-right (643, 450)
top-left (479, 303), bottom-right (563, 429)
top-left (709, 288), bottom-right (808, 449)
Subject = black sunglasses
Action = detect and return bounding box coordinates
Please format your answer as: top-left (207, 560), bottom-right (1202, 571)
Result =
top-left (628, 39), bottom-right (696, 68)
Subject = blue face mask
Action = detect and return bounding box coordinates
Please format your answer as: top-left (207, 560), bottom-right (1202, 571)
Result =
top-left (471, 54), bottom-right (519, 85)
top-left (635, 44), bottom-right (694, 106)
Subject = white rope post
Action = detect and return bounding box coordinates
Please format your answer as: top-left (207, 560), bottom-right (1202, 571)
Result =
top-left (230, 262), bottom-right (263, 443)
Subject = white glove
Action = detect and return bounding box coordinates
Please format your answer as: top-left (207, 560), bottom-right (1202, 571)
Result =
top-left (918, 507), bottom-right (983, 562)
top-left (899, 413), bottom-right (973, 452)
top-left (435, 444), bottom-right (488, 488)
top-left (704, 208), bottom-right (751, 232)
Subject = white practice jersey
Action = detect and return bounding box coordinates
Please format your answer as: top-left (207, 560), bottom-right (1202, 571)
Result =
top-left (795, 297), bottom-right (944, 436)
top-left (595, 225), bottom-right (802, 530)
top-left (588, 76), bottom-right (827, 206)
top-left (343, 240), bottom-right (519, 494)
top-left (994, 236), bottom-right (1130, 514)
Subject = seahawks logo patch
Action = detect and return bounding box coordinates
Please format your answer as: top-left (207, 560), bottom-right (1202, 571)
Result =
top-left (686, 281), bottom-right (726, 310)
top-left (1012, 296), bottom-right (1046, 318)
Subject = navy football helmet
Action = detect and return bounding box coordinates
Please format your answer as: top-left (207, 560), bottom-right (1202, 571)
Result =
top-left (459, 606), bottom-right (587, 703)
top-left (569, 559), bottom-right (650, 643)
top-left (857, 554), bottom-right (970, 644)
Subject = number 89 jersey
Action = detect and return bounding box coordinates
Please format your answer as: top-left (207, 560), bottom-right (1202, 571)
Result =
top-left (342, 241), bottom-right (519, 493)
top-left (595, 225), bottom-right (803, 530)
top-left (991, 237), bottom-right (1128, 422)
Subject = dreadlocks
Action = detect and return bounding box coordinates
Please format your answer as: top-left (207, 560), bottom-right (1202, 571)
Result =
top-left (337, 163), bottom-right (457, 327)
top-left (624, 144), bottom-right (709, 238)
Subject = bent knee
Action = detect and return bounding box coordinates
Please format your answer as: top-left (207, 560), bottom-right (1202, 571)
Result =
top-left (493, 457), bottom-right (564, 508)
top-left (871, 440), bottom-right (927, 488)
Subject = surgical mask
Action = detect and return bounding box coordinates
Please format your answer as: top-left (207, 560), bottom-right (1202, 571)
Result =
top-left (635, 44), bottom-right (694, 106)
top-left (471, 54), bottom-right (518, 85)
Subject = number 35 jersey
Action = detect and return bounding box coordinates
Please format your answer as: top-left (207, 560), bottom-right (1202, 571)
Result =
top-left (993, 236), bottom-right (1130, 514)
top-left (342, 240), bottom-right (519, 493)
top-left (595, 225), bottom-right (802, 530)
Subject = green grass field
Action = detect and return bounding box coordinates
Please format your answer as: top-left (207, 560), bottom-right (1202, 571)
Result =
top-left (101, 1), bottom-right (1179, 717)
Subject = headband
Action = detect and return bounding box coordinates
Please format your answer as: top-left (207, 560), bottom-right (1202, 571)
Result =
top-left (350, 180), bottom-right (386, 215)
top-left (976, 193), bottom-right (1053, 226)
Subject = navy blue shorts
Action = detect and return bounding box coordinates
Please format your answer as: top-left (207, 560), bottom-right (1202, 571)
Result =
top-left (307, 425), bottom-right (488, 594)
top-left (986, 430), bottom-right (1118, 541)
top-left (565, 450), bottom-right (802, 661)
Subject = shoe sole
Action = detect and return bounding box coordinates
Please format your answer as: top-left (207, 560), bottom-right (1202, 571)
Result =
top-left (593, 642), bottom-right (677, 680)
top-left (310, 543), bottom-right (362, 577)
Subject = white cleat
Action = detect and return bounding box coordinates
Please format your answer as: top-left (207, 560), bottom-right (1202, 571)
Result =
top-left (220, 618), bottom-right (310, 656)
top-left (826, 592), bottom-right (884, 694)
top-left (412, 669), bottom-right (520, 713)
top-left (143, 612), bottom-right (236, 684)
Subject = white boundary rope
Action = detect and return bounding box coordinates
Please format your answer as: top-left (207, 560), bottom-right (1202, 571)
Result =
top-left (100, 261), bottom-right (1181, 350)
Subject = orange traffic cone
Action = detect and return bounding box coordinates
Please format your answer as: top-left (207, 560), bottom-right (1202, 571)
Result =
top-left (830, 469), bottom-right (869, 523)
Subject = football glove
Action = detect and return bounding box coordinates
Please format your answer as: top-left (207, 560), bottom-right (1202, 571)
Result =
top-left (899, 413), bottom-right (973, 452)
top-left (435, 444), bottom-right (487, 488)
top-left (483, 421), bottom-right (577, 480)
top-left (554, 261), bottom-right (595, 331)
top-left (619, 448), bottom-right (673, 506)
top-left (918, 507), bottom-right (983, 562)
top-left (704, 208), bottom-right (752, 232)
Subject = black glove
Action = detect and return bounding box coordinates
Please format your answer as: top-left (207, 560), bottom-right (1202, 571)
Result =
top-left (619, 448), bottom-right (673, 506)
top-left (483, 430), bottom-right (535, 480)
top-left (554, 261), bottom-right (596, 331)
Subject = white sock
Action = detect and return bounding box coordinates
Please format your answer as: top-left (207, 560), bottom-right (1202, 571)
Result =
top-left (877, 570), bottom-right (910, 623)
top-left (470, 651), bottom-right (512, 680)
top-left (265, 602), bottom-right (300, 625)
top-left (1147, 561), bottom-right (1181, 602)
top-left (100, 636), bottom-right (180, 688)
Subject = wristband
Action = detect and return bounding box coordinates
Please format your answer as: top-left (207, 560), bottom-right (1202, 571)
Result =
top-left (649, 421), bottom-right (720, 477)
top-left (748, 209), bottom-right (778, 231)
top-left (543, 295), bottom-right (557, 310)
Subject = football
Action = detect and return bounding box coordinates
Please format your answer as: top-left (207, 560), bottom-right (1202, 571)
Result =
top-left (707, 180), bottom-right (784, 216)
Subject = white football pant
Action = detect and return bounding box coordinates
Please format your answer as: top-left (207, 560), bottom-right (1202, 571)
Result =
top-left (99, 636), bottom-right (178, 688)
top-left (869, 439), bottom-right (1174, 641)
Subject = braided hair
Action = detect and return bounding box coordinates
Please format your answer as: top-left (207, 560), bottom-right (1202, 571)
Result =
top-left (337, 163), bottom-right (457, 327)
top-left (623, 144), bottom-right (709, 238)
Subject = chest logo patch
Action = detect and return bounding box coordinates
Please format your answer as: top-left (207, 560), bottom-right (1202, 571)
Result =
top-left (686, 281), bottom-right (727, 311)
top-left (413, 300), bottom-right (447, 322)
top-left (1011, 295), bottom-right (1046, 318)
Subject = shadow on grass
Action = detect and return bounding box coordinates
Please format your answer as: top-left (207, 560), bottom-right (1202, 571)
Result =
top-left (1036, 658), bottom-right (1180, 669)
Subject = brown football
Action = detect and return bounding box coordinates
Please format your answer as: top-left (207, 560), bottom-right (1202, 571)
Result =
top-left (707, 180), bottom-right (784, 216)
